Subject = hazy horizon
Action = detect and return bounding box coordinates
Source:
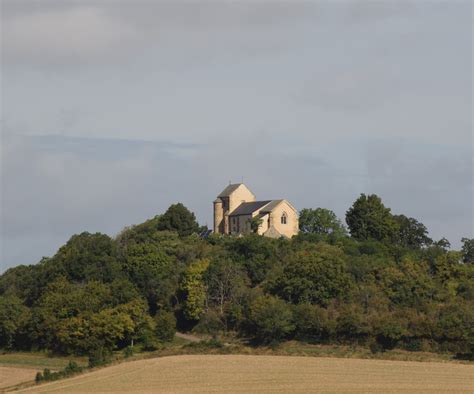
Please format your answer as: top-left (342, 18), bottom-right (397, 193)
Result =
top-left (1, 0), bottom-right (472, 271)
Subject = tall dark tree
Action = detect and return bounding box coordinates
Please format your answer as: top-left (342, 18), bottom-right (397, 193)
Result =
top-left (345, 194), bottom-right (396, 242)
top-left (393, 214), bottom-right (432, 249)
top-left (299, 208), bottom-right (346, 236)
top-left (461, 238), bottom-right (474, 264)
top-left (157, 203), bottom-right (200, 236)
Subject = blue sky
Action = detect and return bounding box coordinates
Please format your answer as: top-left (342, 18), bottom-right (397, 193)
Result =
top-left (1, 1), bottom-right (472, 271)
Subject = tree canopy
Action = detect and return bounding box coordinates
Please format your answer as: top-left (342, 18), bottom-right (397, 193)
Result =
top-left (1, 200), bottom-right (472, 360)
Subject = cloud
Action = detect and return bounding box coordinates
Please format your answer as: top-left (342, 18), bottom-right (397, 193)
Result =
top-left (1, 2), bottom-right (472, 271)
top-left (2, 4), bottom-right (140, 66)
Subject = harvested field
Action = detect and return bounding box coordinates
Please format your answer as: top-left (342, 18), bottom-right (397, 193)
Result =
top-left (17, 355), bottom-right (474, 393)
top-left (0, 366), bottom-right (40, 392)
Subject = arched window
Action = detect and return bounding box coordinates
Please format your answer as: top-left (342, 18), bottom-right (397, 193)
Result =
top-left (281, 212), bottom-right (287, 225)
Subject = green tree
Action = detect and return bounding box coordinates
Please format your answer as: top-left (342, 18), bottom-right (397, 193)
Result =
top-left (346, 194), bottom-right (396, 242)
top-left (50, 232), bottom-right (122, 283)
top-left (461, 238), bottom-right (474, 264)
top-left (393, 214), bottom-right (432, 249)
top-left (154, 310), bottom-right (176, 342)
top-left (157, 203), bottom-right (199, 236)
top-left (299, 208), bottom-right (346, 237)
top-left (293, 303), bottom-right (329, 341)
top-left (268, 244), bottom-right (351, 306)
top-left (0, 295), bottom-right (31, 348)
top-left (249, 216), bottom-right (263, 233)
top-left (249, 295), bottom-right (295, 343)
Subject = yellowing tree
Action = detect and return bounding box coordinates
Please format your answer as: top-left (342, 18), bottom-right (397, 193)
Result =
top-left (182, 259), bottom-right (210, 320)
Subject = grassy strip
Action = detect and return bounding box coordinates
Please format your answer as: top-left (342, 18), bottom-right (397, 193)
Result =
top-left (0, 352), bottom-right (87, 370)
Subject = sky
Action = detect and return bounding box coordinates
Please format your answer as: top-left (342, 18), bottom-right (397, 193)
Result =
top-left (1, 0), bottom-right (472, 272)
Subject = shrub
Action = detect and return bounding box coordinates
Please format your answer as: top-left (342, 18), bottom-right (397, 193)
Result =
top-left (88, 348), bottom-right (111, 368)
top-left (293, 303), bottom-right (329, 341)
top-left (35, 372), bottom-right (43, 383)
top-left (194, 309), bottom-right (224, 336)
top-left (123, 346), bottom-right (134, 358)
top-left (35, 361), bottom-right (84, 383)
top-left (248, 295), bottom-right (295, 344)
top-left (155, 310), bottom-right (177, 342)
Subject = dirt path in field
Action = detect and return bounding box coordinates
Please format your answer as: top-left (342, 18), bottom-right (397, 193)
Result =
top-left (175, 332), bottom-right (202, 342)
top-left (15, 355), bottom-right (474, 393)
top-left (0, 366), bottom-right (40, 392)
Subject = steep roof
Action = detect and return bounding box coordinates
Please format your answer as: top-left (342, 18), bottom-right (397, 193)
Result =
top-left (259, 199), bottom-right (284, 213)
top-left (260, 199), bottom-right (298, 214)
top-left (218, 183), bottom-right (243, 198)
top-left (229, 201), bottom-right (272, 216)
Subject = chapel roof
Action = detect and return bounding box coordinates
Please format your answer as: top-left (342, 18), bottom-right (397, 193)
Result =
top-left (217, 183), bottom-right (243, 198)
top-left (229, 200), bottom-right (272, 216)
top-left (259, 199), bottom-right (284, 213)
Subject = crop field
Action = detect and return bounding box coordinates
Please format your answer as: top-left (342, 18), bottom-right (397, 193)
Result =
top-left (0, 352), bottom-right (87, 392)
top-left (17, 355), bottom-right (474, 393)
top-left (0, 366), bottom-right (41, 392)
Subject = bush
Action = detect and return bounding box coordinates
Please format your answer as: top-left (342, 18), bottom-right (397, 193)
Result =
top-left (88, 348), bottom-right (111, 368)
top-left (140, 329), bottom-right (159, 351)
top-left (369, 339), bottom-right (384, 354)
top-left (194, 309), bottom-right (224, 336)
top-left (35, 361), bottom-right (84, 384)
top-left (248, 295), bottom-right (295, 344)
top-left (123, 346), bottom-right (134, 358)
top-left (35, 372), bottom-right (43, 383)
top-left (293, 304), bottom-right (329, 341)
top-left (155, 310), bottom-right (177, 342)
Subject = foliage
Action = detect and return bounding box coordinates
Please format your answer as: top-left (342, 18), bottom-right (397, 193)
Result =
top-left (157, 203), bottom-right (200, 236)
top-left (249, 216), bottom-right (264, 233)
top-left (1, 200), bottom-right (473, 360)
top-left (248, 295), bottom-right (295, 343)
top-left (267, 243), bottom-right (351, 306)
top-left (461, 238), bottom-right (474, 264)
top-left (346, 194), bottom-right (396, 242)
top-left (35, 361), bottom-right (83, 383)
top-left (0, 295), bottom-right (30, 348)
top-left (299, 208), bottom-right (346, 237)
top-left (393, 214), bottom-right (432, 248)
top-left (154, 310), bottom-right (177, 342)
top-left (182, 259), bottom-right (210, 321)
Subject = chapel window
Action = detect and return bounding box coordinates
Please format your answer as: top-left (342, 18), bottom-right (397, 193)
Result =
top-left (281, 212), bottom-right (287, 225)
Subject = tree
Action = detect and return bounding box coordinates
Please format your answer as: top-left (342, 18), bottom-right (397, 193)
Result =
top-left (346, 194), bottom-right (396, 242)
top-left (293, 303), bottom-right (329, 341)
top-left (181, 259), bottom-right (210, 321)
top-left (267, 244), bottom-right (351, 306)
top-left (205, 259), bottom-right (248, 315)
top-left (249, 295), bottom-right (295, 343)
top-left (249, 216), bottom-right (263, 233)
top-left (434, 237), bottom-right (451, 251)
top-left (50, 232), bottom-right (122, 283)
top-left (154, 310), bottom-right (176, 342)
top-left (157, 203), bottom-right (199, 236)
top-left (461, 238), bottom-right (474, 264)
top-left (0, 295), bottom-right (30, 348)
top-left (393, 215), bottom-right (432, 249)
top-left (299, 208), bottom-right (346, 237)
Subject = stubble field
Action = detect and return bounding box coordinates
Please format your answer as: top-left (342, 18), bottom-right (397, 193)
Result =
top-left (16, 354), bottom-right (474, 393)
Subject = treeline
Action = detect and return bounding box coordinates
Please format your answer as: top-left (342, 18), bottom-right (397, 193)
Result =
top-left (1, 197), bottom-right (473, 362)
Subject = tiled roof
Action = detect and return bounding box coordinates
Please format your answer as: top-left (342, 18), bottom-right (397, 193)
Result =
top-left (218, 184), bottom-right (243, 197)
top-left (259, 200), bottom-right (284, 213)
top-left (229, 201), bottom-right (272, 216)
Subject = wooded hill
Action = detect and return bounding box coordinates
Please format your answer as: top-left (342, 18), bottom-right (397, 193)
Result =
top-left (1, 195), bottom-right (473, 364)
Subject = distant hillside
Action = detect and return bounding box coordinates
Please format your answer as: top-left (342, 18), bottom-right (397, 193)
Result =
top-left (1, 199), bottom-right (473, 364)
